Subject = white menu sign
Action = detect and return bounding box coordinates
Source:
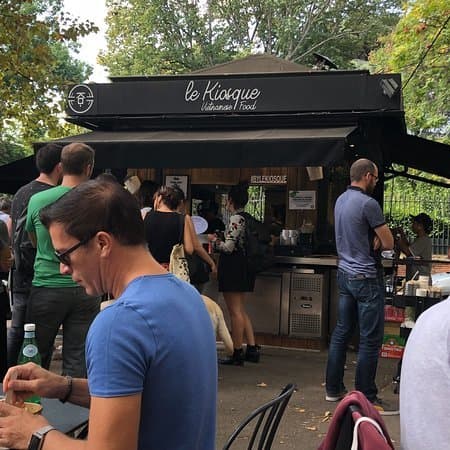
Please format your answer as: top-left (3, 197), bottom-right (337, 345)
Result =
top-left (288, 190), bottom-right (316, 210)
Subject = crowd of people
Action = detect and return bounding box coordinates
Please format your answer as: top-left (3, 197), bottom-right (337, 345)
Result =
top-left (0, 149), bottom-right (445, 449)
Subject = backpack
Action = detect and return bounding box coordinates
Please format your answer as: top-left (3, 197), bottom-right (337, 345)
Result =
top-left (13, 208), bottom-right (36, 276)
top-left (240, 212), bottom-right (274, 274)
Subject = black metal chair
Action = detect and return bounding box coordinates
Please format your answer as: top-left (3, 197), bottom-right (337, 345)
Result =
top-left (222, 383), bottom-right (296, 450)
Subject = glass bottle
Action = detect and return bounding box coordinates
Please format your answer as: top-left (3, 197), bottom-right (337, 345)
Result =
top-left (17, 323), bottom-right (41, 404)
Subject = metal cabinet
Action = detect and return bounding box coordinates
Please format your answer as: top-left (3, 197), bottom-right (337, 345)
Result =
top-left (246, 272), bottom-right (283, 334)
top-left (202, 270), bottom-right (285, 335)
top-left (288, 272), bottom-right (328, 338)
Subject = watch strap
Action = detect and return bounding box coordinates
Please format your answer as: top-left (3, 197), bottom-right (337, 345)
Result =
top-left (28, 425), bottom-right (56, 450)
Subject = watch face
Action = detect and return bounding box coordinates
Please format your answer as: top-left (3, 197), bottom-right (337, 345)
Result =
top-left (28, 434), bottom-right (41, 450)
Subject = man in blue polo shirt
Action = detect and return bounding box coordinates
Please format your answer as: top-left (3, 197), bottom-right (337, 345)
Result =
top-left (325, 158), bottom-right (394, 414)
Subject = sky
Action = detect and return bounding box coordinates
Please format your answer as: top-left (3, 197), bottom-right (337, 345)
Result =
top-left (63, 0), bottom-right (109, 82)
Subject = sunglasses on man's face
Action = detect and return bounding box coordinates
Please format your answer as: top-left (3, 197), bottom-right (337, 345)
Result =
top-left (54, 235), bottom-right (94, 266)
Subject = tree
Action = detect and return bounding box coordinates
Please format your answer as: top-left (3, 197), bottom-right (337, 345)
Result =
top-left (0, 0), bottom-right (98, 148)
top-left (370, 0), bottom-right (449, 140)
top-left (371, 0), bottom-right (450, 242)
top-left (100, 0), bottom-right (402, 76)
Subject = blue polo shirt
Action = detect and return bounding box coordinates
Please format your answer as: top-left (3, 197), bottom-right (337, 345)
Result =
top-left (335, 186), bottom-right (385, 277)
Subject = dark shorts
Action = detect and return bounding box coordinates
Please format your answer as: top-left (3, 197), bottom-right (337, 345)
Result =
top-left (218, 251), bottom-right (255, 292)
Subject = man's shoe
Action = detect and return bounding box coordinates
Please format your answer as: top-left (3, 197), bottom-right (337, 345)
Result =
top-left (245, 345), bottom-right (261, 363)
top-left (372, 397), bottom-right (399, 416)
top-left (325, 390), bottom-right (347, 402)
top-left (219, 348), bottom-right (244, 366)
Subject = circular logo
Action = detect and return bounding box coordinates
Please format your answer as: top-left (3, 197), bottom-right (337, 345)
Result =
top-left (67, 84), bottom-right (95, 114)
top-left (23, 344), bottom-right (38, 358)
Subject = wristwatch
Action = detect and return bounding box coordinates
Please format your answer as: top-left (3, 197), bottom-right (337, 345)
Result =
top-left (28, 425), bottom-right (56, 450)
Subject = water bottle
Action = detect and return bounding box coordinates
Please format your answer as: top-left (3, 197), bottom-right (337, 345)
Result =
top-left (17, 323), bottom-right (41, 404)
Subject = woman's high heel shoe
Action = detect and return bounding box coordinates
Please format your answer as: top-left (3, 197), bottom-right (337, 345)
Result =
top-left (219, 348), bottom-right (244, 366)
top-left (245, 344), bottom-right (261, 363)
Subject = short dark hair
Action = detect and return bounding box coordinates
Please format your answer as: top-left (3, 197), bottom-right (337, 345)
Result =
top-left (96, 172), bottom-right (118, 184)
top-left (40, 179), bottom-right (145, 246)
top-left (411, 213), bottom-right (433, 234)
top-left (228, 183), bottom-right (249, 209)
top-left (61, 143), bottom-right (95, 175)
top-left (350, 158), bottom-right (377, 182)
top-left (35, 143), bottom-right (63, 174)
top-left (156, 185), bottom-right (185, 211)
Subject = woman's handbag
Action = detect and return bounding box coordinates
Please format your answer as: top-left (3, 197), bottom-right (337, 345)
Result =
top-left (169, 214), bottom-right (190, 282)
top-left (186, 253), bottom-right (210, 284)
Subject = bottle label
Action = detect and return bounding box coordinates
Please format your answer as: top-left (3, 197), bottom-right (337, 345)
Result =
top-left (22, 344), bottom-right (38, 358)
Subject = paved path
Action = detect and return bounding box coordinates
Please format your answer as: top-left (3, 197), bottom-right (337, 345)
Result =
top-left (216, 346), bottom-right (400, 450)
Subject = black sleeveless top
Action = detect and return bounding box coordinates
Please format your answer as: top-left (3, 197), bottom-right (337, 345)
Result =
top-left (144, 210), bottom-right (184, 263)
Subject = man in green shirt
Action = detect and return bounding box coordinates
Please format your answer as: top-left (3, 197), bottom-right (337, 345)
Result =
top-left (26, 143), bottom-right (101, 376)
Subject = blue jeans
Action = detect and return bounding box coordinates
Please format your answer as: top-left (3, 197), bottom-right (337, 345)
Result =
top-left (326, 269), bottom-right (385, 401)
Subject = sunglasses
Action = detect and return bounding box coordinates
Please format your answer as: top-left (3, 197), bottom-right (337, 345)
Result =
top-left (54, 234), bottom-right (95, 266)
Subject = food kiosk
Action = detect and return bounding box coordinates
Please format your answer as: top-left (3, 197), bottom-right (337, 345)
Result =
top-left (22, 55), bottom-right (450, 349)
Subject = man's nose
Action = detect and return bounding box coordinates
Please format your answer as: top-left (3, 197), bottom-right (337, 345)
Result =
top-left (60, 262), bottom-right (72, 275)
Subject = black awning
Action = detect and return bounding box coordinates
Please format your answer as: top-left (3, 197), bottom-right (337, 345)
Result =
top-left (0, 156), bottom-right (38, 194)
top-left (35, 127), bottom-right (357, 169)
top-left (385, 134), bottom-right (450, 180)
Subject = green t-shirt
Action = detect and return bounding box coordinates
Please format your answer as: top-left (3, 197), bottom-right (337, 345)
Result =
top-left (26, 186), bottom-right (77, 287)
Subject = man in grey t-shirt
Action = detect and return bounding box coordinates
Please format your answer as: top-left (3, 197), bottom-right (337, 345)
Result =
top-left (325, 158), bottom-right (394, 413)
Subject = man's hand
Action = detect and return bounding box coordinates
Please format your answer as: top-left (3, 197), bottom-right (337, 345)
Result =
top-left (3, 363), bottom-right (68, 404)
top-left (0, 400), bottom-right (50, 450)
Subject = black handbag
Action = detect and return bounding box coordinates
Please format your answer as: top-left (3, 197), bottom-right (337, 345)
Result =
top-left (186, 254), bottom-right (210, 284)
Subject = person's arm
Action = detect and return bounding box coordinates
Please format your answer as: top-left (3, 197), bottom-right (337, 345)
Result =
top-left (213, 214), bottom-right (244, 254)
top-left (182, 215), bottom-right (195, 255)
top-left (374, 224), bottom-right (394, 250)
top-left (78, 395), bottom-right (141, 450)
top-left (4, 363), bottom-right (90, 408)
top-left (6, 216), bottom-right (12, 240)
top-left (0, 241), bottom-right (12, 272)
top-left (0, 395), bottom-right (141, 450)
top-left (25, 201), bottom-right (37, 248)
top-left (186, 217), bottom-right (216, 274)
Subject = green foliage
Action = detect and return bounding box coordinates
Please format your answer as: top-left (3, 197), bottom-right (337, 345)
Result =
top-left (370, 0), bottom-right (450, 139)
top-left (100, 0), bottom-right (402, 76)
top-left (0, 0), bottom-right (98, 146)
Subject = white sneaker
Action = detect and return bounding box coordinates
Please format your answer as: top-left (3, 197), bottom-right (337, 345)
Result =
top-left (325, 390), bottom-right (347, 402)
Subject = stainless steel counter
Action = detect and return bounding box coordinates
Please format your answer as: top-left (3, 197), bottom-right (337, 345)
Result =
top-left (274, 255), bottom-right (338, 266)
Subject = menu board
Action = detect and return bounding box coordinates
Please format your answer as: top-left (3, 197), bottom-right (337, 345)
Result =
top-left (288, 190), bottom-right (316, 210)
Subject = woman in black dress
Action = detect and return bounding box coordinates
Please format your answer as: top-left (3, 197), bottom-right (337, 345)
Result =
top-left (210, 183), bottom-right (260, 365)
top-left (144, 186), bottom-right (194, 269)
top-left (144, 186), bottom-right (216, 282)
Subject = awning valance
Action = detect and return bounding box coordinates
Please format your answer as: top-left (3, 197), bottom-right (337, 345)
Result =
top-left (0, 156), bottom-right (37, 194)
top-left (35, 126), bottom-right (357, 169)
top-left (385, 134), bottom-right (450, 180)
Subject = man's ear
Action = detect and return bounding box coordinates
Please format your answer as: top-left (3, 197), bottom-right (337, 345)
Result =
top-left (96, 231), bottom-right (112, 255)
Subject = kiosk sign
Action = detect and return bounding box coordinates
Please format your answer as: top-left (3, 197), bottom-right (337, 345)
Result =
top-left (185, 80), bottom-right (261, 112)
top-left (250, 175), bottom-right (287, 185)
top-left (67, 84), bottom-right (95, 114)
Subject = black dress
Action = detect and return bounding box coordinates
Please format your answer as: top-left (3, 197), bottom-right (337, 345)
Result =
top-left (144, 210), bottom-right (184, 264)
top-left (216, 212), bottom-right (255, 292)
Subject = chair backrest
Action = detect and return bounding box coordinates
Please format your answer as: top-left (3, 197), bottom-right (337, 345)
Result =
top-left (222, 383), bottom-right (296, 450)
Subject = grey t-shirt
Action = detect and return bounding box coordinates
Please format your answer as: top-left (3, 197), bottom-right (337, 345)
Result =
top-left (400, 298), bottom-right (450, 450)
top-left (335, 186), bottom-right (386, 277)
top-left (407, 235), bottom-right (432, 280)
